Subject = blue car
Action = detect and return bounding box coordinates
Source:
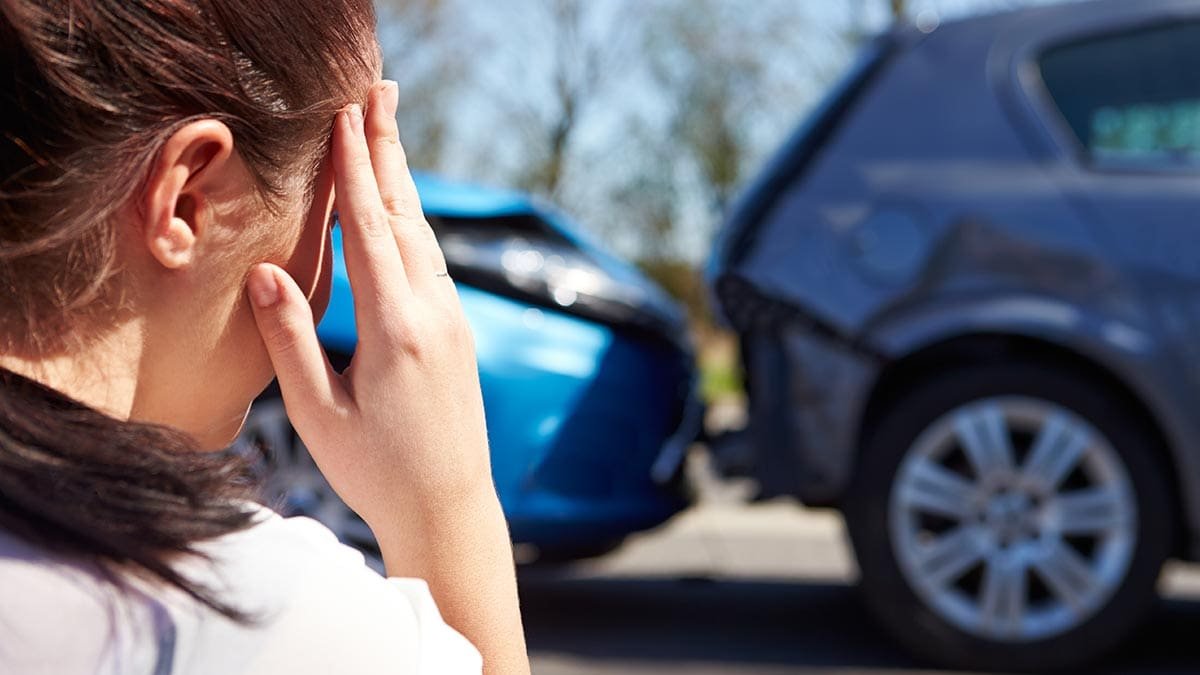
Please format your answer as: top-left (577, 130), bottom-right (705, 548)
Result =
top-left (239, 173), bottom-right (698, 563)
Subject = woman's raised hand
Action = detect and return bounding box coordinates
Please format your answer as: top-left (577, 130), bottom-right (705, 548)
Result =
top-left (244, 80), bottom-right (493, 535)
top-left (246, 82), bottom-right (530, 675)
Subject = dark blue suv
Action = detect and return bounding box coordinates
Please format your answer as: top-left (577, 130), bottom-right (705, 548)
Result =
top-left (710, 0), bottom-right (1200, 670)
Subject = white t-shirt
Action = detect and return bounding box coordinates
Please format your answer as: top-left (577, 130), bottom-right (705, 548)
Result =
top-left (0, 505), bottom-right (482, 674)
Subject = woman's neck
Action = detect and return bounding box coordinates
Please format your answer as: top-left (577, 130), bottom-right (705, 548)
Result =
top-left (0, 321), bottom-right (143, 421)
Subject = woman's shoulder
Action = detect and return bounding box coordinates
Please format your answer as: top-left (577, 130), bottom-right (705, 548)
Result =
top-left (0, 505), bottom-right (481, 674)
top-left (198, 502), bottom-right (371, 577)
top-left (181, 503), bottom-right (483, 674)
top-left (0, 528), bottom-right (168, 675)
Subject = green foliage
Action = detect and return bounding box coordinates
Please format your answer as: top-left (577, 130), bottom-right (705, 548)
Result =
top-left (699, 353), bottom-right (744, 402)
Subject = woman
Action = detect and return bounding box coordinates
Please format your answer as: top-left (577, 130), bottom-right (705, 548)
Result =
top-left (0, 1), bottom-right (528, 673)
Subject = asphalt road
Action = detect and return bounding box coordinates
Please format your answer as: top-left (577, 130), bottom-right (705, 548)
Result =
top-left (520, 462), bottom-right (1200, 675)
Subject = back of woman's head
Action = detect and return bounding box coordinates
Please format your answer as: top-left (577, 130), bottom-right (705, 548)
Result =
top-left (0, 0), bottom-right (377, 617)
top-left (1, 0), bottom-right (376, 348)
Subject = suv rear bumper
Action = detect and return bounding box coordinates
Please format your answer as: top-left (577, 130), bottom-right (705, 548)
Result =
top-left (722, 326), bottom-right (879, 505)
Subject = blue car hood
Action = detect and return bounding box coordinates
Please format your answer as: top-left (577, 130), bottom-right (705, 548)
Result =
top-left (326, 173), bottom-right (688, 349)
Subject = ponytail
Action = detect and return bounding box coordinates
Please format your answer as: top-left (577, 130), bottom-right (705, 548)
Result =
top-left (0, 367), bottom-right (260, 619)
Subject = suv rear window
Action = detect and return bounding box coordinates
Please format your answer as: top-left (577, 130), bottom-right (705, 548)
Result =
top-left (1039, 21), bottom-right (1200, 167)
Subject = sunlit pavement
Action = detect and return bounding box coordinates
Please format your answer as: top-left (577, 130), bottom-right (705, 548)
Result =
top-left (520, 455), bottom-right (1200, 675)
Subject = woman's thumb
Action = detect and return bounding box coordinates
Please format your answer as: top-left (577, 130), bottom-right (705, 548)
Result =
top-left (246, 263), bottom-right (341, 422)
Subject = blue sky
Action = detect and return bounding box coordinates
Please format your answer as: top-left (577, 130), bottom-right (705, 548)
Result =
top-left (381, 0), bottom-right (1084, 262)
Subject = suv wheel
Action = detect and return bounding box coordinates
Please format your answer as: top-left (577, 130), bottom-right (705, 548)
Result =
top-left (845, 363), bottom-right (1172, 671)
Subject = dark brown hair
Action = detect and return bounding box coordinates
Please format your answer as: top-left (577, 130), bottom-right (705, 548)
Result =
top-left (0, 0), bottom-right (377, 617)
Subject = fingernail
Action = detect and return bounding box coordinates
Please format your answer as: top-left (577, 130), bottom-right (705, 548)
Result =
top-left (248, 266), bottom-right (280, 308)
top-left (383, 80), bottom-right (399, 116)
top-left (348, 103), bottom-right (363, 131)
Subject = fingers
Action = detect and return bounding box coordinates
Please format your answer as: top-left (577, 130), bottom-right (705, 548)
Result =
top-left (364, 81), bottom-right (448, 286)
top-left (366, 82), bottom-right (422, 226)
top-left (332, 103), bottom-right (411, 334)
top-left (246, 263), bottom-right (345, 427)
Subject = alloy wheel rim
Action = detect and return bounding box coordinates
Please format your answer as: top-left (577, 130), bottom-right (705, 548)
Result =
top-left (236, 400), bottom-right (384, 572)
top-left (888, 396), bottom-right (1136, 643)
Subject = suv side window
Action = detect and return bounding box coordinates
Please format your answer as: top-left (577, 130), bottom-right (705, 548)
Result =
top-left (1039, 21), bottom-right (1200, 167)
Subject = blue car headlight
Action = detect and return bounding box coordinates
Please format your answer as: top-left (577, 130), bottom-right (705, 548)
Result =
top-left (432, 214), bottom-right (688, 347)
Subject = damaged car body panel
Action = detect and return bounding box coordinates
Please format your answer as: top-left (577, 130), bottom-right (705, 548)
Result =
top-left (710, 0), bottom-right (1200, 539)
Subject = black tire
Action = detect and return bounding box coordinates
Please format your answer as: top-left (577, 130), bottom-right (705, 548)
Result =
top-left (844, 362), bottom-right (1173, 672)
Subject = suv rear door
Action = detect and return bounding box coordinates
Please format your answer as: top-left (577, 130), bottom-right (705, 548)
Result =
top-left (1030, 17), bottom-right (1200, 352)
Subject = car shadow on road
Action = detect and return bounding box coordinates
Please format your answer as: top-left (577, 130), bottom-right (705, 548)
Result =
top-left (517, 572), bottom-right (1200, 674)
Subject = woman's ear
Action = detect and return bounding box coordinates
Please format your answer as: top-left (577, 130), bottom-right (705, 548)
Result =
top-left (140, 120), bottom-right (235, 270)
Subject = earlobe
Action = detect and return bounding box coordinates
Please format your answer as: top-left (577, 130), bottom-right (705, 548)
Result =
top-left (149, 214), bottom-right (198, 269)
top-left (141, 120), bottom-right (235, 271)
